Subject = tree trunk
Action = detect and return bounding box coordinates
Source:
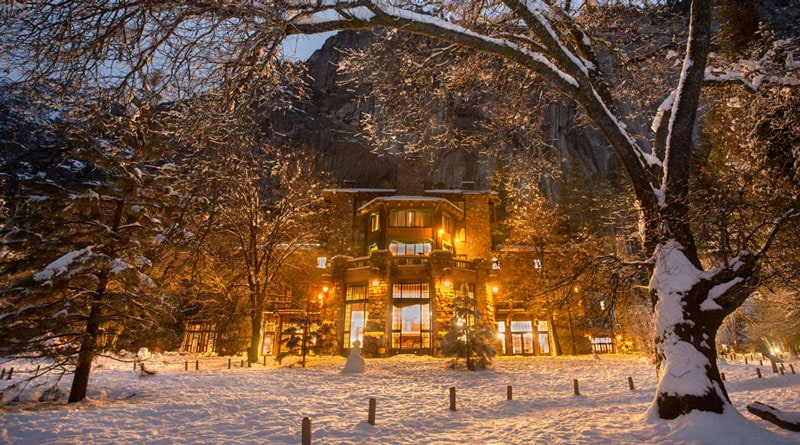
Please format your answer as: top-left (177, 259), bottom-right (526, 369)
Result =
top-left (646, 241), bottom-right (733, 419)
top-left (248, 309), bottom-right (263, 363)
top-left (68, 283), bottom-right (106, 403)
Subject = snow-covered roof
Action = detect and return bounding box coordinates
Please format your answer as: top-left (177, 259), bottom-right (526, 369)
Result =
top-left (357, 196), bottom-right (464, 217)
top-left (322, 188), bottom-right (396, 193)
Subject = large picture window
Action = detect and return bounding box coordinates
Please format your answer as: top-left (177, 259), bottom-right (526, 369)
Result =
top-left (343, 285), bottom-right (368, 349)
top-left (389, 241), bottom-right (432, 256)
top-left (391, 282), bottom-right (431, 351)
top-left (389, 209), bottom-right (431, 228)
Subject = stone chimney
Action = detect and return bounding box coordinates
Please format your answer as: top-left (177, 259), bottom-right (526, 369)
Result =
top-left (395, 154), bottom-right (425, 195)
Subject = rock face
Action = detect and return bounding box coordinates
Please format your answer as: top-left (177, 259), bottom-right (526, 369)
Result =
top-left (271, 31), bottom-right (618, 191)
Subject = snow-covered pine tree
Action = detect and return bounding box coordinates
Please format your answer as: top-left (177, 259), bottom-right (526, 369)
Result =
top-left (441, 292), bottom-right (496, 370)
top-left (0, 86), bottom-right (182, 403)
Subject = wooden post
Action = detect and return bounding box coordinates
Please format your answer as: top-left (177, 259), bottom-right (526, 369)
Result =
top-left (449, 386), bottom-right (457, 411)
top-left (756, 368), bottom-right (762, 378)
top-left (721, 372), bottom-right (725, 381)
top-left (134, 361), bottom-right (137, 372)
top-left (184, 360), bottom-right (188, 371)
top-left (507, 385), bottom-right (513, 401)
top-left (627, 376), bottom-right (635, 390)
top-left (771, 360), bottom-right (779, 374)
top-left (301, 417), bottom-right (312, 445)
top-left (790, 364), bottom-right (796, 374)
top-left (1, 369), bottom-right (5, 380)
top-left (263, 356), bottom-right (267, 366)
top-left (7, 368), bottom-right (12, 379)
top-left (368, 397), bottom-right (377, 425)
top-left (228, 358), bottom-right (231, 369)
top-left (140, 363), bottom-right (145, 373)
top-left (240, 359), bottom-right (245, 368)
top-left (759, 359), bottom-right (763, 366)
top-left (573, 379), bottom-right (580, 396)
top-left (780, 368), bottom-right (785, 375)
top-left (745, 357), bottom-right (748, 365)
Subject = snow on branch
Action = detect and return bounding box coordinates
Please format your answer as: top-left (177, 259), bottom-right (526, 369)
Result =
top-left (286, 1), bottom-right (580, 89)
top-left (33, 248), bottom-right (96, 284)
top-left (705, 40), bottom-right (800, 91)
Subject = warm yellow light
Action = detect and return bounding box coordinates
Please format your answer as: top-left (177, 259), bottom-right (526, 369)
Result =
top-left (438, 228), bottom-right (445, 235)
top-left (497, 333), bottom-right (505, 341)
top-left (443, 280), bottom-right (452, 287)
top-left (322, 286), bottom-right (329, 293)
top-left (317, 293), bottom-right (323, 301)
top-left (492, 286), bottom-right (499, 293)
top-left (372, 279), bottom-right (380, 287)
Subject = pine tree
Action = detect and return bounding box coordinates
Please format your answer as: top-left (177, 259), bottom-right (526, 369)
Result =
top-left (0, 86), bottom-right (181, 403)
top-left (441, 293), bottom-right (496, 370)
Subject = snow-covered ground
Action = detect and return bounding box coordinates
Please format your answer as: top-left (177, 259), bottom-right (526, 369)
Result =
top-left (1, 353), bottom-right (799, 444)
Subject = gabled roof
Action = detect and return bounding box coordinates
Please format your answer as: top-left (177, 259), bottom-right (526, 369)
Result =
top-left (356, 196), bottom-right (464, 219)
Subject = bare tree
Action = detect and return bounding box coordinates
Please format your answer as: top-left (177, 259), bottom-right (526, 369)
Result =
top-left (2, 0), bottom-right (799, 421)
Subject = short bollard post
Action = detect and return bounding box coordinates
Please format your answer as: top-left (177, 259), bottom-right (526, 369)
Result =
top-left (1, 369), bottom-right (5, 380)
top-left (745, 357), bottom-right (748, 365)
top-left (368, 397), bottom-right (377, 425)
top-left (301, 417), bottom-right (312, 445)
top-left (134, 361), bottom-right (137, 372)
top-left (573, 379), bottom-right (580, 396)
top-left (507, 385), bottom-right (513, 401)
top-left (790, 364), bottom-right (796, 374)
top-left (720, 372), bottom-right (726, 381)
top-left (7, 368), bottom-right (12, 380)
top-left (628, 376), bottom-right (635, 390)
top-left (140, 363), bottom-right (145, 373)
top-left (263, 356), bottom-right (267, 366)
top-left (759, 359), bottom-right (764, 367)
top-left (248, 360), bottom-right (252, 368)
top-left (780, 368), bottom-right (785, 375)
top-left (241, 359), bottom-right (245, 368)
top-left (449, 386), bottom-right (457, 411)
top-left (184, 361), bottom-right (188, 371)
top-left (771, 360), bottom-right (779, 374)
top-left (756, 368), bottom-right (762, 378)
top-left (195, 360), bottom-right (199, 371)
top-left (228, 358), bottom-right (231, 369)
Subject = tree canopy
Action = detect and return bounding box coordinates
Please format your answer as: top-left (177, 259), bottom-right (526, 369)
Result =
top-left (2, 0), bottom-right (799, 424)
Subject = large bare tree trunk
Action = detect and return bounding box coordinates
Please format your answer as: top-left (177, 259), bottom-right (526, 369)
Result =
top-left (646, 240), bottom-right (756, 419)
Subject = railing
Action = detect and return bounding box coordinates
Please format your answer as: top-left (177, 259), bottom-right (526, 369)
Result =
top-left (347, 257), bottom-right (371, 268)
top-left (395, 255), bottom-right (429, 266)
top-left (345, 255), bottom-right (476, 270)
top-left (453, 259), bottom-right (472, 269)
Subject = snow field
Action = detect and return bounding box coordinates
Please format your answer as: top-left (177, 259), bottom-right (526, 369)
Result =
top-left (1, 354), bottom-right (798, 444)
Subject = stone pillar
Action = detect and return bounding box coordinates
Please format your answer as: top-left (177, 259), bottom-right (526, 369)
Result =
top-left (364, 250), bottom-right (393, 356)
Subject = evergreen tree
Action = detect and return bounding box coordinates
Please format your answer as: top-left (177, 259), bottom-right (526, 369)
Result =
top-left (0, 87), bottom-right (182, 403)
top-left (441, 293), bottom-right (496, 370)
